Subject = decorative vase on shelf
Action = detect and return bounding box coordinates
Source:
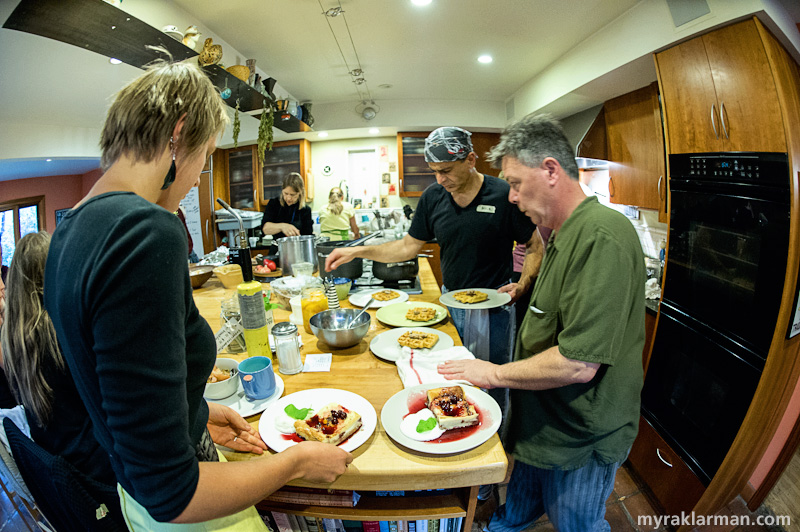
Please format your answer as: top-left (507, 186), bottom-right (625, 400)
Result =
top-left (246, 59), bottom-right (256, 86)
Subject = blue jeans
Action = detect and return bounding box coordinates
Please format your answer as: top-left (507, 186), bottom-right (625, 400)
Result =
top-left (487, 458), bottom-right (622, 532)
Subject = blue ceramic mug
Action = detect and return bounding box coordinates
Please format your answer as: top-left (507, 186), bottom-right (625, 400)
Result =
top-left (238, 356), bottom-right (276, 400)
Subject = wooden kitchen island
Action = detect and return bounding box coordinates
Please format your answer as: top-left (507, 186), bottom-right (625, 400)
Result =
top-left (192, 259), bottom-right (508, 530)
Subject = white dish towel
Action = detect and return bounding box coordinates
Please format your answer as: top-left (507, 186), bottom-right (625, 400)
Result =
top-left (396, 346), bottom-right (476, 389)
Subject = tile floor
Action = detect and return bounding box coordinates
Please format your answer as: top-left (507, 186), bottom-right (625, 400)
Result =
top-left (471, 462), bottom-right (788, 532)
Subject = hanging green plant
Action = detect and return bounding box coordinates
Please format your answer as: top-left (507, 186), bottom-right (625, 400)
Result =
top-left (257, 101), bottom-right (274, 167)
top-left (232, 98), bottom-right (241, 148)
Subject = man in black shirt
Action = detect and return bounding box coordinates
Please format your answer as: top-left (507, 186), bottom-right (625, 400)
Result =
top-left (325, 127), bottom-right (543, 420)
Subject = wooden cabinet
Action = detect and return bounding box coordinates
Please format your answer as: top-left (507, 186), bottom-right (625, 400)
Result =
top-left (398, 132), bottom-right (501, 197)
top-left (214, 140), bottom-right (312, 213)
top-left (656, 18), bottom-right (786, 154)
top-left (259, 139), bottom-right (311, 206)
top-left (627, 416), bottom-right (706, 516)
top-left (576, 110), bottom-right (608, 160)
top-left (420, 243), bottom-right (443, 289)
top-left (605, 83), bottom-right (668, 222)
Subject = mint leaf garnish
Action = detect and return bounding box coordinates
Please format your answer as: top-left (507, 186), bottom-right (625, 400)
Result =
top-left (285, 404), bottom-right (312, 419)
top-left (416, 417), bottom-right (438, 433)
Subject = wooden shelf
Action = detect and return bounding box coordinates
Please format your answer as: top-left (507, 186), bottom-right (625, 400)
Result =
top-left (255, 492), bottom-right (468, 522)
top-left (3, 0), bottom-right (310, 134)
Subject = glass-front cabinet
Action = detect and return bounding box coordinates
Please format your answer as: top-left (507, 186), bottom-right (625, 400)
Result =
top-left (259, 139), bottom-right (311, 206)
top-left (398, 132), bottom-right (436, 197)
top-left (227, 147), bottom-right (256, 210)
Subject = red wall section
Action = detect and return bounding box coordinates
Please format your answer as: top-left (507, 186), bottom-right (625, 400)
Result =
top-left (0, 174), bottom-right (84, 233)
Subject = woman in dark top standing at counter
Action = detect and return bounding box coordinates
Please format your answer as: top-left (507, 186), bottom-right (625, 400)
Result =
top-left (261, 172), bottom-right (313, 239)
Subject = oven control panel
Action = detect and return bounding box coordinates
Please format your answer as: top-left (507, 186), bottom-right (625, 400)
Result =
top-left (669, 152), bottom-right (788, 186)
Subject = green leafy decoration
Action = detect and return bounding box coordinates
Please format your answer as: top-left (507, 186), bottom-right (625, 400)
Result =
top-left (416, 417), bottom-right (438, 433)
top-left (285, 404), bottom-right (312, 420)
top-left (232, 99), bottom-right (241, 148)
top-left (257, 102), bottom-right (274, 167)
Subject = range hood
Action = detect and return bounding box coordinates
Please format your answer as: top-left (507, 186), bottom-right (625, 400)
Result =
top-left (565, 105), bottom-right (611, 170)
top-left (575, 157), bottom-right (610, 170)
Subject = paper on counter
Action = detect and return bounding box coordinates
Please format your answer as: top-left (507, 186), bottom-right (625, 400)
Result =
top-left (303, 353), bottom-right (332, 372)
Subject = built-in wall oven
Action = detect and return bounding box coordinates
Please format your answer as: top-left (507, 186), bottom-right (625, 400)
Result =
top-left (642, 152), bottom-right (791, 485)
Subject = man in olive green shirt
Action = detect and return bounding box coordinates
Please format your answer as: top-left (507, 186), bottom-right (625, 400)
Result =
top-left (439, 114), bottom-right (645, 532)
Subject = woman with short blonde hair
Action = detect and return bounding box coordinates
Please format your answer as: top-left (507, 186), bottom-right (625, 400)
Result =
top-left (44, 60), bottom-right (351, 530)
top-left (319, 187), bottom-right (360, 241)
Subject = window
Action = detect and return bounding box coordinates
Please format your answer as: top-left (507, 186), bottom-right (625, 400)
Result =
top-left (0, 196), bottom-right (45, 267)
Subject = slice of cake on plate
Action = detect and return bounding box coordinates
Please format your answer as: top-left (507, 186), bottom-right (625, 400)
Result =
top-left (425, 386), bottom-right (479, 430)
top-left (294, 403), bottom-right (362, 445)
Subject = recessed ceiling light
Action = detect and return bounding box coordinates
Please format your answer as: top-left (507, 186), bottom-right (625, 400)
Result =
top-left (45, 159), bottom-right (52, 162)
top-left (411, 0), bottom-right (432, 5)
top-left (109, 58), bottom-right (122, 64)
top-left (478, 55), bottom-right (493, 64)
top-left (369, 128), bottom-right (380, 134)
top-left (318, 132), bottom-right (329, 138)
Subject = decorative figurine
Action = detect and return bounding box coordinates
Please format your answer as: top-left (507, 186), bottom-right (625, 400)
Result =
top-left (182, 26), bottom-right (201, 50)
top-left (198, 38), bottom-right (222, 67)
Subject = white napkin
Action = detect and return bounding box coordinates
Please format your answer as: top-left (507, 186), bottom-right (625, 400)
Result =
top-left (396, 346), bottom-right (476, 388)
top-left (0, 405), bottom-right (31, 453)
top-left (645, 278), bottom-right (661, 300)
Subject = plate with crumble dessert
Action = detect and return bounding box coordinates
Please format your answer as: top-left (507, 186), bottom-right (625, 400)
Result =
top-left (369, 327), bottom-right (455, 362)
top-left (439, 288), bottom-right (511, 310)
top-left (380, 383), bottom-right (501, 454)
top-left (349, 288), bottom-right (409, 308)
top-left (375, 302), bottom-right (448, 327)
top-left (259, 388), bottom-right (377, 452)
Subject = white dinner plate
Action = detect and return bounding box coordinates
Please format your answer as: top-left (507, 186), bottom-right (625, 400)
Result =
top-left (369, 327), bottom-right (455, 362)
top-left (380, 383), bottom-right (501, 455)
top-left (206, 373), bottom-right (284, 418)
top-left (349, 289), bottom-right (409, 308)
top-left (259, 388), bottom-right (377, 452)
top-left (439, 288), bottom-right (512, 310)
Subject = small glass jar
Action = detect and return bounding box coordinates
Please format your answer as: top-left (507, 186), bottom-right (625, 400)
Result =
top-left (272, 321), bottom-right (303, 375)
top-left (301, 279), bottom-right (328, 334)
top-left (219, 296), bottom-right (246, 353)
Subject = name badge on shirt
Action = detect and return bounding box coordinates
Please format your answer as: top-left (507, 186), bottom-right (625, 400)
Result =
top-left (477, 205), bottom-right (496, 214)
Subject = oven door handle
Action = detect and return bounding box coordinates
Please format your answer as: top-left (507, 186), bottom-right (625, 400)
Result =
top-left (656, 448), bottom-right (673, 468)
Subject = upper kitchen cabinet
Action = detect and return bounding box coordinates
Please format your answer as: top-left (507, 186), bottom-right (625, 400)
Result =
top-left (655, 18), bottom-right (786, 154)
top-left (605, 83), bottom-right (668, 222)
top-left (397, 132), bottom-right (500, 197)
top-left (398, 132), bottom-right (435, 197)
top-left (225, 147), bottom-right (258, 211)
top-left (259, 140), bottom-right (311, 206)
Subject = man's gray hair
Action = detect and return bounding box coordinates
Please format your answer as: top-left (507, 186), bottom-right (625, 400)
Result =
top-left (487, 114), bottom-right (580, 180)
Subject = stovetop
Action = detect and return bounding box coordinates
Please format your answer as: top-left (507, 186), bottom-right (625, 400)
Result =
top-left (349, 260), bottom-right (422, 294)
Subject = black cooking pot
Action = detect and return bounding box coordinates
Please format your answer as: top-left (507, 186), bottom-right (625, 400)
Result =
top-left (372, 257), bottom-right (419, 281)
top-left (317, 240), bottom-right (363, 279)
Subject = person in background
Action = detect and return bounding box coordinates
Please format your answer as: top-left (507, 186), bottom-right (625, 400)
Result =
top-left (260, 172), bottom-right (313, 239)
top-left (0, 231), bottom-right (119, 489)
top-left (0, 246), bottom-right (7, 285)
top-left (319, 187), bottom-right (360, 241)
top-left (44, 60), bottom-right (351, 530)
top-left (438, 114), bottom-right (645, 532)
top-left (0, 264), bottom-right (13, 410)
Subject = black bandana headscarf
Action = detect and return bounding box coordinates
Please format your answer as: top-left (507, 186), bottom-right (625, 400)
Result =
top-left (424, 127), bottom-right (473, 163)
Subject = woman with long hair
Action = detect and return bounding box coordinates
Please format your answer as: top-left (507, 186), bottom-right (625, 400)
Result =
top-left (260, 172), bottom-right (313, 239)
top-left (319, 187), bottom-right (360, 241)
top-left (1, 231), bottom-right (117, 487)
top-left (44, 61), bottom-right (351, 530)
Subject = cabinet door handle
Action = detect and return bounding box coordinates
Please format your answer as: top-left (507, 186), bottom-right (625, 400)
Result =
top-left (656, 448), bottom-right (673, 468)
top-left (658, 175), bottom-right (663, 200)
top-left (608, 176), bottom-right (615, 198)
top-left (720, 101), bottom-right (729, 139)
top-left (205, 219), bottom-right (209, 239)
top-left (253, 189), bottom-right (258, 206)
top-left (711, 104), bottom-right (719, 139)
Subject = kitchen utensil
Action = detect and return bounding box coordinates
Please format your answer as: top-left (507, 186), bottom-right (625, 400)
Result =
top-left (317, 239), bottom-right (364, 279)
top-left (309, 309), bottom-right (371, 348)
top-left (344, 232), bottom-right (381, 247)
top-left (276, 235), bottom-right (317, 275)
top-left (372, 257), bottom-right (419, 281)
top-left (347, 297), bottom-right (374, 328)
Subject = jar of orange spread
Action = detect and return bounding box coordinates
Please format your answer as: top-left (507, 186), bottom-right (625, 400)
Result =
top-left (301, 279), bottom-right (328, 334)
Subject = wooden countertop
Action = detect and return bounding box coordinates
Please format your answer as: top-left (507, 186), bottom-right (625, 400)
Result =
top-left (192, 259), bottom-right (508, 491)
